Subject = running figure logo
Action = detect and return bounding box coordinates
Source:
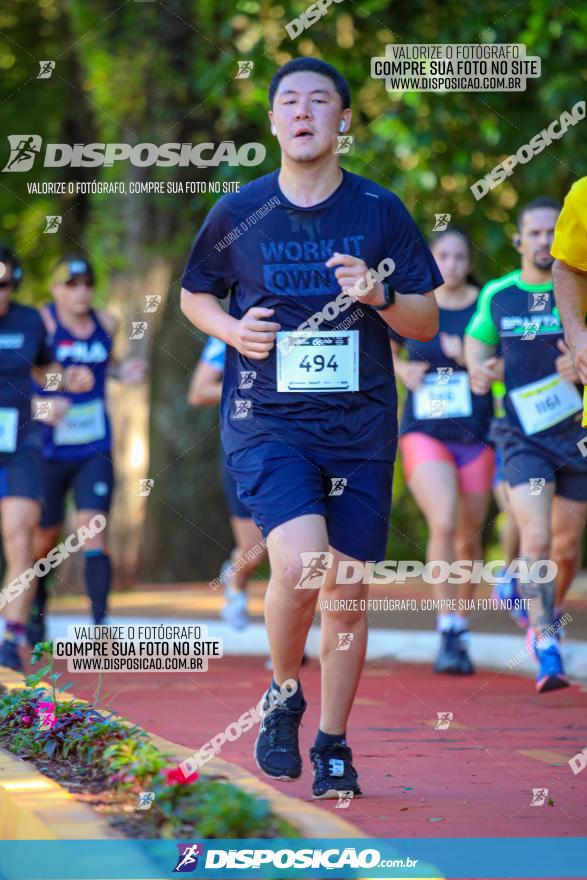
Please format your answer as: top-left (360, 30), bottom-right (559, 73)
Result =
top-left (429, 399), bottom-right (448, 417)
top-left (33, 400), bottom-right (52, 421)
top-left (44, 215), bottom-right (62, 233)
top-left (239, 370), bottom-right (256, 389)
top-left (521, 322), bottom-right (539, 340)
top-left (529, 292), bottom-right (550, 312)
top-left (130, 321), bottom-right (148, 340)
top-left (295, 552), bottom-right (334, 589)
top-left (173, 843), bottom-right (204, 872)
top-left (137, 791), bottom-right (155, 810)
top-left (329, 477), bottom-right (347, 496)
top-left (232, 399), bottom-right (252, 419)
top-left (528, 478), bottom-right (546, 496)
top-left (3, 135), bottom-right (42, 172)
top-left (137, 478), bottom-right (155, 497)
top-left (336, 632), bottom-right (354, 651)
top-left (433, 213), bottom-right (451, 232)
top-left (236, 61), bottom-right (254, 78)
top-left (436, 367), bottom-right (453, 385)
top-left (335, 791), bottom-right (354, 808)
top-left (44, 372), bottom-right (62, 391)
top-left (334, 135), bottom-right (354, 155)
top-left (530, 788), bottom-right (549, 806)
top-left (37, 61), bottom-right (55, 79)
top-left (36, 701), bottom-right (56, 730)
top-left (144, 295), bottom-right (162, 313)
top-left (435, 711), bottom-right (453, 730)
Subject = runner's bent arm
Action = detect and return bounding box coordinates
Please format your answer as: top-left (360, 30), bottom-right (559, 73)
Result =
top-left (378, 289), bottom-right (438, 341)
top-left (180, 291), bottom-right (281, 361)
top-left (31, 363), bottom-right (94, 393)
top-left (464, 337), bottom-right (500, 396)
top-left (464, 279), bottom-right (503, 395)
top-left (325, 252), bottom-right (438, 341)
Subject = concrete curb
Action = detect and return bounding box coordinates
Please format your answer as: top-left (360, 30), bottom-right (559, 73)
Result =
top-left (0, 741), bottom-right (126, 840)
top-left (45, 615), bottom-right (587, 683)
top-left (0, 667), bottom-right (365, 841)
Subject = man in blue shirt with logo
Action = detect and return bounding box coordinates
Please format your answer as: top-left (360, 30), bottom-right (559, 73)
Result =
top-left (465, 198), bottom-right (586, 693)
top-left (180, 58), bottom-right (441, 798)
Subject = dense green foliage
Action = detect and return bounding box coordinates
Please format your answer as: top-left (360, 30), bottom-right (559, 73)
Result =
top-left (1, 1), bottom-right (585, 575)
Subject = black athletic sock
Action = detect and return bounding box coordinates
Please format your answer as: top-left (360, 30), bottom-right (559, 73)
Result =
top-left (271, 676), bottom-right (304, 709)
top-left (84, 550), bottom-right (111, 623)
top-left (33, 574), bottom-right (49, 616)
top-left (314, 729), bottom-right (347, 749)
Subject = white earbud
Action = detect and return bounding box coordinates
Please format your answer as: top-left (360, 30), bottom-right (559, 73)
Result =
top-left (339, 120), bottom-right (346, 133)
top-left (271, 124), bottom-right (277, 135)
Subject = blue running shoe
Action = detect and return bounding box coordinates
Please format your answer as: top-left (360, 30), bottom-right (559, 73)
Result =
top-left (492, 568), bottom-right (528, 628)
top-left (434, 629), bottom-right (461, 674)
top-left (253, 686), bottom-right (306, 780)
top-left (533, 636), bottom-right (569, 693)
top-left (0, 639), bottom-right (23, 672)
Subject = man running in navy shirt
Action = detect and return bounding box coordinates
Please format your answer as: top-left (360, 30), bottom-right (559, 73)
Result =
top-left (180, 58), bottom-right (441, 798)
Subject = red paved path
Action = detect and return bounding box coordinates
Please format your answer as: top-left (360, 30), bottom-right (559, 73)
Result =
top-left (54, 655), bottom-right (587, 839)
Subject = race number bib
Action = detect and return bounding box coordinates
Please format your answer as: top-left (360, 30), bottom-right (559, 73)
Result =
top-left (413, 371), bottom-right (472, 420)
top-left (0, 408), bottom-right (18, 453)
top-left (54, 399), bottom-right (106, 446)
top-left (276, 331), bottom-right (359, 393)
top-left (509, 372), bottom-right (582, 435)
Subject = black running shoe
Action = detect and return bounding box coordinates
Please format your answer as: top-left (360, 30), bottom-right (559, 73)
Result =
top-left (253, 687), bottom-right (306, 781)
top-left (456, 630), bottom-right (475, 675)
top-left (0, 639), bottom-right (24, 672)
top-left (434, 629), bottom-right (461, 674)
top-left (26, 602), bottom-right (46, 648)
top-left (310, 742), bottom-right (362, 799)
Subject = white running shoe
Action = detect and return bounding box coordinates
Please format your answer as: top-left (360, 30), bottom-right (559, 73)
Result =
top-left (221, 585), bottom-right (249, 630)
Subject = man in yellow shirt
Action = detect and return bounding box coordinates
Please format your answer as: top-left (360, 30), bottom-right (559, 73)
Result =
top-left (552, 177), bottom-right (587, 425)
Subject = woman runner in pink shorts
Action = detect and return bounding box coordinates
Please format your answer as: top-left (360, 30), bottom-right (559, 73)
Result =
top-left (391, 228), bottom-right (495, 675)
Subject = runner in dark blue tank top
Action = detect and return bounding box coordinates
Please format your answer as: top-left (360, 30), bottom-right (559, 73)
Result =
top-left (391, 229), bottom-right (495, 677)
top-left (27, 256), bottom-right (144, 642)
top-left (0, 247), bottom-right (95, 671)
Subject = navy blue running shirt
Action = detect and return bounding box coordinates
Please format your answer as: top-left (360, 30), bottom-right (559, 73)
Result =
top-left (392, 300), bottom-right (494, 444)
top-left (182, 169), bottom-right (444, 462)
top-left (0, 303), bottom-right (52, 460)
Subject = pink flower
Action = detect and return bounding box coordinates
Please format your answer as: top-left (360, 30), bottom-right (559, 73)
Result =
top-left (22, 715), bottom-right (32, 726)
top-left (164, 766), bottom-right (199, 785)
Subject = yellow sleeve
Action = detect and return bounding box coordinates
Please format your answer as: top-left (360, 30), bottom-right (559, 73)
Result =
top-left (551, 177), bottom-right (587, 272)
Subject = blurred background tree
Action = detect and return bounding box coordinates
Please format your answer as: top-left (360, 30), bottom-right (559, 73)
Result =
top-left (1, 0), bottom-right (585, 584)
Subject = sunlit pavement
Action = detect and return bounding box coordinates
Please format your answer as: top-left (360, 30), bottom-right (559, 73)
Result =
top-left (41, 609), bottom-right (587, 838)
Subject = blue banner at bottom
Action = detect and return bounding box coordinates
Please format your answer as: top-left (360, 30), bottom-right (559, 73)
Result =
top-left (0, 838), bottom-right (585, 879)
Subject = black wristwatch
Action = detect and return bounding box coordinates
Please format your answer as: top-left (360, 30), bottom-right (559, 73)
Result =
top-left (372, 283), bottom-right (395, 311)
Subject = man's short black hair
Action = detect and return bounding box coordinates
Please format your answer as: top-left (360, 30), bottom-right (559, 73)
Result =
top-left (517, 197), bottom-right (562, 231)
top-left (268, 57), bottom-right (351, 109)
